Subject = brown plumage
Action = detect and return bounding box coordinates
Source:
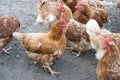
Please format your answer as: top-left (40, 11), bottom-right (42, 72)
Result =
top-left (86, 19), bottom-right (120, 80)
top-left (35, 0), bottom-right (64, 28)
top-left (65, 0), bottom-right (77, 13)
top-left (65, 22), bottom-right (90, 56)
top-left (13, 19), bottom-right (67, 76)
top-left (73, 1), bottom-right (108, 28)
top-left (0, 16), bottom-right (20, 52)
top-left (59, 3), bottom-right (73, 23)
top-left (63, 0), bottom-right (104, 13)
top-left (96, 34), bottom-right (120, 80)
top-left (58, 3), bottom-right (91, 56)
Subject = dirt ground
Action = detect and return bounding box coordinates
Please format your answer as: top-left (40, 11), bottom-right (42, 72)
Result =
top-left (0, 0), bottom-right (120, 80)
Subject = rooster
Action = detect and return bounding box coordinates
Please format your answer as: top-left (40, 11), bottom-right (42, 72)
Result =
top-left (85, 19), bottom-right (120, 80)
top-left (0, 16), bottom-right (20, 53)
top-left (13, 18), bottom-right (67, 76)
top-left (58, 3), bottom-right (91, 57)
top-left (73, 1), bottom-right (109, 28)
top-left (35, 0), bottom-right (63, 29)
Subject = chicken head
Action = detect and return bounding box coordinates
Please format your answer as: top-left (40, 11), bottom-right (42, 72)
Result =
top-left (75, 1), bottom-right (85, 11)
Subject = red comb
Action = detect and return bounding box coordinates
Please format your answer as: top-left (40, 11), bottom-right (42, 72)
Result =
top-left (104, 38), bottom-right (112, 44)
top-left (58, 3), bottom-right (64, 7)
top-left (103, 38), bottom-right (112, 51)
top-left (60, 18), bottom-right (67, 24)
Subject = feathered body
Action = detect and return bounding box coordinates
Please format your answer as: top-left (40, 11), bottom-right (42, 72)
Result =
top-left (58, 3), bottom-right (90, 56)
top-left (86, 19), bottom-right (120, 80)
top-left (85, 19), bottom-right (110, 60)
top-left (63, 0), bottom-right (104, 14)
top-left (0, 16), bottom-right (20, 51)
top-left (96, 35), bottom-right (120, 80)
top-left (65, 0), bottom-right (77, 13)
top-left (66, 22), bottom-right (90, 54)
top-left (36, 0), bottom-right (63, 28)
top-left (73, 1), bottom-right (109, 28)
top-left (13, 19), bottom-right (66, 75)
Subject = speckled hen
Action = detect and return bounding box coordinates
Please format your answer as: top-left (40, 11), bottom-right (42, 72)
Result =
top-left (0, 16), bottom-right (20, 53)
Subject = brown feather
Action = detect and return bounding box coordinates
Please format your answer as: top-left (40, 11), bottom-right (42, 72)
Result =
top-left (18, 20), bottom-right (66, 66)
top-left (0, 16), bottom-right (20, 50)
top-left (90, 30), bottom-right (120, 80)
top-left (73, 2), bottom-right (108, 28)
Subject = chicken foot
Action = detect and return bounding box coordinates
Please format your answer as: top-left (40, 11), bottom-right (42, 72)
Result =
top-left (66, 46), bottom-right (82, 57)
top-left (66, 47), bottom-right (74, 51)
top-left (42, 65), bottom-right (60, 76)
top-left (72, 51), bottom-right (81, 57)
top-left (2, 47), bottom-right (12, 54)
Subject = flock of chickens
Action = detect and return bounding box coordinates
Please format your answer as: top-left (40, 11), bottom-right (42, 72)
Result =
top-left (0, 0), bottom-right (120, 80)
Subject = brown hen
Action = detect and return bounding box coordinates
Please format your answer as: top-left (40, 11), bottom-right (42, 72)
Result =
top-left (58, 3), bottom-right (91, 57)
top-left (13, 18), bottom-right (67, 76)
top-left (86, 19), bottom-right (120, 80)
top-left (0, 16), bottom-right (20, 53)
top-left (73, 1), bottom-right (109, 28)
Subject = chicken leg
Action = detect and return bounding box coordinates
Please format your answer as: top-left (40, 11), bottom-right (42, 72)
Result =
top-left (66, 46), bottom-right (74, 51)
top-left (72, 51), bottom-right (81, 57)
top-left (2, 47), bottom-right (12, 54)
top-left (42, 65), bottom-right (60, 76)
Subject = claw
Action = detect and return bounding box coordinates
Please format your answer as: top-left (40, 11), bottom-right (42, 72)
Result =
top-left (72, 51), bottom-right (81, 57)
top-left (66, 47), bottom-right (74, 51)
top-left (42, 65), bottom-right (61, 76)
top-left (2, 47), bottom-right (12, 54)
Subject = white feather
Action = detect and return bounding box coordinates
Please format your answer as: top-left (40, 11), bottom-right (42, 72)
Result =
top-left (35, 14), bottom-right (43, 25)
top-left (85, 19), bottom-right (100, 36)
top-left (12, 32), bottom-right (21, 39)
top-left (46, 14), bottom-right (57, 23)
top-left (96, 49), bottom-right (106, 60)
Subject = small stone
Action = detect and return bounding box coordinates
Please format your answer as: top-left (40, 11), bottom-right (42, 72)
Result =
top-left (0, 60), bottom-right (4, 64)
top-left (16, 55), bottom-right (20, 58)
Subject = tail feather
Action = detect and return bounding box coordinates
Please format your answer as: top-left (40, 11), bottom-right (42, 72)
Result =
top-left (86, 19), bottom-right (100, 36)
top-left (12, 32), bottom-right (22, 40)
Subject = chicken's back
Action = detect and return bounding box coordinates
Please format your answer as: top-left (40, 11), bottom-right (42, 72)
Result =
top-left (16, 32), bottom-right (66, 56)
top-left (0, 16), bottom-right (20, 49)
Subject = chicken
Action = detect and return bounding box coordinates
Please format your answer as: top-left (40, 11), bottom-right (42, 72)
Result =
top-left (65, 22), bottom-right (91, 57)
top-left (73, 1), bottom-right (109, 28)
top-left (58, 3), bottom-right (91, 57)
top-left (0, 16), bottom-right (20, 53)
top-left (86, 19), bottom-right (120, 80)
top-left (63, 0), bottom-right (104, 14)
top-left (13, 18), bottom-right (67, 76)
top-left (85, 19), bottom-right (110, 60)
top-left (35, 0), bottom-right (63, 29)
